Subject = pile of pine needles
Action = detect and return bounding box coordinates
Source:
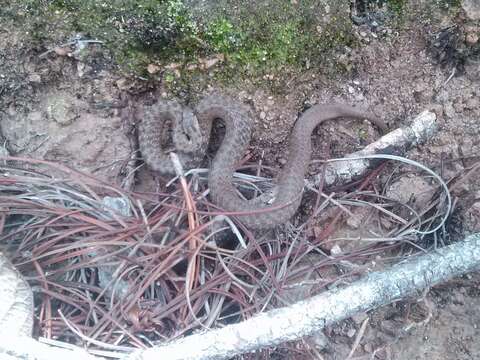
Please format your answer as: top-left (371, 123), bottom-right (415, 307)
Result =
top-left (0, 155), bottom-right (455, 357)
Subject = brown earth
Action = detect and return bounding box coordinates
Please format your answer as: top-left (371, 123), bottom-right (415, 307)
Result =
top-left (1, 2), bottom-right (479, 359)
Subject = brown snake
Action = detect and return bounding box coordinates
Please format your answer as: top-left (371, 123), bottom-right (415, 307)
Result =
top-left (138, 95), bottom-right (386, 229)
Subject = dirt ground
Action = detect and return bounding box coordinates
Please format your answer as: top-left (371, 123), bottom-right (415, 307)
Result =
top-left (1, 1), bottom-right (480, 359)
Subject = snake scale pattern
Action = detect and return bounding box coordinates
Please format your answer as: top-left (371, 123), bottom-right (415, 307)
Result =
top-left (138, 95), bottom-right (385, 229)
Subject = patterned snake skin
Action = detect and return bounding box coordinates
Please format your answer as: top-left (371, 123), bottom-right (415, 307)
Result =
top-left (138, 95), bottom-right (386, 229)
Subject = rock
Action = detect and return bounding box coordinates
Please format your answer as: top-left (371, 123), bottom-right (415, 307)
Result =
top-left (28, 111), bottom-right (43, 122)
top-left (385, 175), bottom-right (436, 211)
top-left (0, 144), bottom-right (9, 157)
top-left (346, 207), bottom-right (371, 229)
top-left (330, 244), bottom-right (342, 255)
top-left (354, 92), bottom-right (365, 101)
top-left (27, 73), bottom-right (41, 83)
top-left (364, 342), bottom-right (373, 353)
top-left (453, 292), bottom-right (465, 305)
top-left (53, 46), bottom-right (71, 56)
top-left (147, 63), bottom-right (161, 74)
top-left (351, 312), bottom-right (368, 325)
top-left (443, 102), bottom-right (456, 119)
top-left (463, 199), bottom-right (480, 233)
top-left (453, 99), bottom-right (465, 113)
top-left (462, 0), bottom-right (480, 21)
top-left (466, 32), bottom-right (479, 46)
top-left (203, 54), bottom-right (223, 69)
top-left (465, 97), bottom-right (479, 110)
top-left (259, 111), bottom-right (266, 120)
top-left (102, 196), bottom-right (132, 217)
top-left (278, 157), bottom-right (287, 165)
top-left (115, 78), bottom-right (129, 90)
top-left (346, 328), bottom-right (356, 338)
top-left (46, 93), bottom-right (78, 126)
top-left (306, 332), bottom-right (329, 350)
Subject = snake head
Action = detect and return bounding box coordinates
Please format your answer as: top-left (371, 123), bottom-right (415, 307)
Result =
top-left (171, 108), bottom-right (205, 153)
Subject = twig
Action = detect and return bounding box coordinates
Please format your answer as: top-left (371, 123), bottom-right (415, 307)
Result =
top-left (125, 233), bottom-right (480, 360)
top-left (309, 110), bottom-right (438, 189)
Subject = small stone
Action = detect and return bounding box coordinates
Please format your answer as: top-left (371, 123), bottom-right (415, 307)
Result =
top-left (203, 56), bottom-right (222, 69)
top-left (46, 95), bottom-right (77, 126)
top-left (359, 31), bottom-right (368, 37)
top-left (347, 85), bottom-right (355, 94)
top-left (364, 343), bottom-right (373, 353)
top-left (307, 332), bottom-right (328, 350)
top-left (278, 158), bottom-right (287, 165)
top-left (466, 32), bottom-right (479, 46)
top-left (462, 0), bottom-right (480, 21)
top-left (0, 146), bottom-right (9, 157)
top-left (147, 64), bottom-right (161, 74)
top-left (443, 102), bottom-right (456, 119)
top-left (453, 100), bottom-right (465, 113)
top-left (53, 46), bottom-right (71, 56)
top-left (102, 196), bottom-right (132, 217)
top-left (351, 312), bottom-right (368, 325)
top-left (166, 62), bottom-right (181, 70)
top-left (7, 103), bottom-right (16, 116)
top-left (28, 111), bottom-right (42, 122)
top-left (354, 93), bottom-right (365, 101)
top-left (27, 73), bottom-right (41, 83)
top-left (386, 175), bottom-right (436, 210)
top-left (259, 111), bottom-right (266, 120)
top-left (115, 78), bottom-right (129, 90)
top-left (346, 328), bottom-right (356, 338)
top-left (453, 292), bottom-right (465, 305)
top-left (77, 62), bottom-right (85, 77)
top-left (313, 226), bottom-right (323, 238)
top-left (465, 97), bottom-right (479, 110)
top-left (330, 244), bottom-right (342, 255)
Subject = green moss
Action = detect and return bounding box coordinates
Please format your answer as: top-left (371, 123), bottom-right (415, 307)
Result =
top-left (435, 0), bottom-right (462, 10)
top-left (6, 0), bottom-right (363, 83)
top-left (386, 0), bottom-right (407, 15)
top-left (205, 18), bottom-right (242, 54)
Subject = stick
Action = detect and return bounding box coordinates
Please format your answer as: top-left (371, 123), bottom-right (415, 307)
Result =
top-left (126, 233), bottom-right (480, 360)
top-left (310, 109), bottom-right (438, 188)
